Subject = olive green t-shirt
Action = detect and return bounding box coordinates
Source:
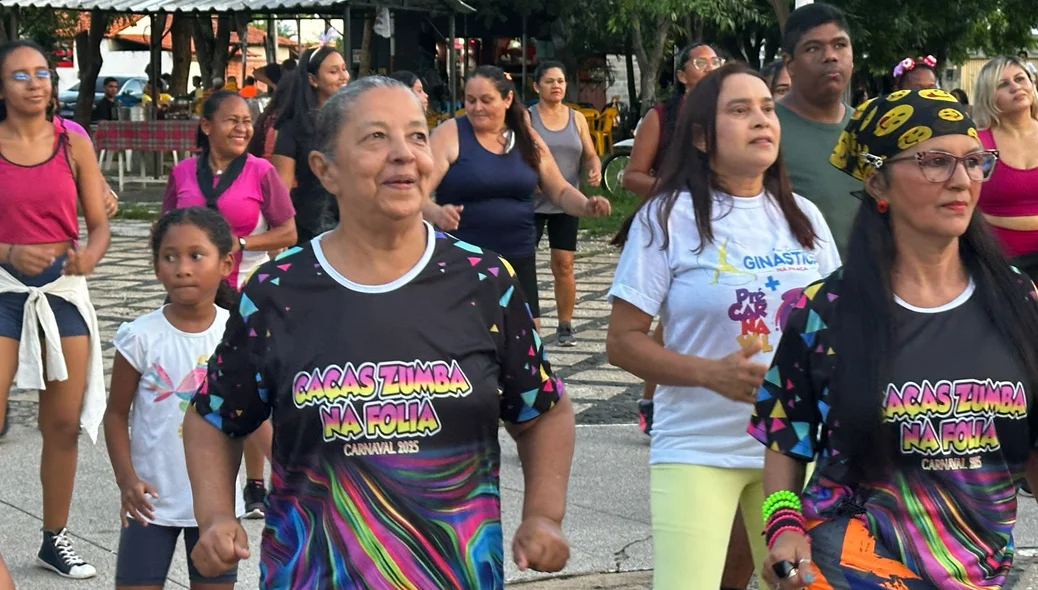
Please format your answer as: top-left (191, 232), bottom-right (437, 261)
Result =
top-left (777, 103), bottom-right (860, 253)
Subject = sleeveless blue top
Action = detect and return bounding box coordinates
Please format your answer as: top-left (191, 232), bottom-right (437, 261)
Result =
top-left (435, 116), bottom-right (540, 258)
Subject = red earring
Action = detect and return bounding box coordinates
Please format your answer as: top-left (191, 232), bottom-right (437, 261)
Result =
top-left (876, 199), bottom-right (889, 213)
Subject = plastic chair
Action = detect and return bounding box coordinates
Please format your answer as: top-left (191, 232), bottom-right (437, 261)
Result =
top-left (591, 107), bottom-right (619, 154)
top-left (578, 107), bottom-right (602, 132)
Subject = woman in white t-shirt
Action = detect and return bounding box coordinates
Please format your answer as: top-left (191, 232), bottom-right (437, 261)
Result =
top-left (103, 208), bottom-right (246, 589)
top-left (605, 63), bottom-right (840, 589)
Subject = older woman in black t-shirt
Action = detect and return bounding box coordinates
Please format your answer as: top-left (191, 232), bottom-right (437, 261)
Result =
top-left (271, 45), bottom-right (349, 244)
top-left (184, 76), bottom-right (575, 589)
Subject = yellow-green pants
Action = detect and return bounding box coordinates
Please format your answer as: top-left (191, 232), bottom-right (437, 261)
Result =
top-left (650, 464), bottom-right (769, 590)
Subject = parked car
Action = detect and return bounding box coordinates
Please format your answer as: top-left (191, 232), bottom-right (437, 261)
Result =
top-left (57, 75), bottom-right (148, 119)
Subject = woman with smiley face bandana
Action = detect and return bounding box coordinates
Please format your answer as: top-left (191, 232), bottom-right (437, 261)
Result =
top-left (752, 89), bottom-right (1038, 589)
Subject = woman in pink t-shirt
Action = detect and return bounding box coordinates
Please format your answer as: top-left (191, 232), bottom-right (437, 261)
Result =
top-left (162, 91), bottom-right (296, 289)
top-left (161, 90), bottom-right (293, 517)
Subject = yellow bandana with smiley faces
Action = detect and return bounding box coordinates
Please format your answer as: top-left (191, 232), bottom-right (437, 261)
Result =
top-left (830, 88), bottom-right (977, 181)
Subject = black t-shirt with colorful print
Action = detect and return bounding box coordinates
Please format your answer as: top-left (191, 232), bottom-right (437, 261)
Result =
top-left (192, 225), bottom-right (563, 589)
top-left (749, 269), bottom-right (1037, 588)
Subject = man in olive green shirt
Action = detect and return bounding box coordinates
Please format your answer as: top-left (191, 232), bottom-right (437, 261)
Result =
top-left (777, 3), bottom-right (860, 253)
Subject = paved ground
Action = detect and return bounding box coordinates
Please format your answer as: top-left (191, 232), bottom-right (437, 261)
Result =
top-left (5, 218), bottom-right (1038, 588)
top-left (1, 220), bottom-right (654, 589)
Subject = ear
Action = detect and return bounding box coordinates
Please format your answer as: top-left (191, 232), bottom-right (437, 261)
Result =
top-left (308, 71), bottom-right (319, 89)
top-left (309, 150), bottom-right (340, 196)
top-left (503, 90), bottom-right (514, 109)
top-left (692, 125), bottom-right (707, 153)
top-left (865, 169), bottom-right (889, 196)
top-left (675, 68), bottom-right (689, 87)
top-left (199, 117), bottom-right (213, 138)
top-left (220, 251), bottom-right (234, 278)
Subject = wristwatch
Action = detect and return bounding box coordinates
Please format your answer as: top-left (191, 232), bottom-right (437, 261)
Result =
top-left (238, 237), bottom-right (247, 252)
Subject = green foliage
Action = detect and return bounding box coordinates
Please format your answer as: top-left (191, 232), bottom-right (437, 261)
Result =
top-left (829, 0), bottom-right (1038, 73)
top-left (1, 8), bottom-right (79, 49)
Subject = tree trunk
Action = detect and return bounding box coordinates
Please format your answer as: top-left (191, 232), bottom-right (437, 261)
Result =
top-left (631, 12), bottom-right (671, 115)
top-left (74, 9), bottom-right (108, 127)
top-left (192, 16), bottom-right (215, 86)
top-left (169, 14), bottom-right (192, 95)
top-left (192, 14), bottom-right (232, 88)
top-left (769, 0), bottom-right (791, 31)
top-left (624, 34), bottom-right (638, 114)
top-left (358, 16), bottom-right (374, 76)
top-left (550, 16), bottom-right (580, 102)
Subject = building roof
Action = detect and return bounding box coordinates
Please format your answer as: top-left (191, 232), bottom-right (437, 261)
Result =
top-left (107, 16), bottom-right (297, 50)
top-left (0, 0), bottom-right (474, 14)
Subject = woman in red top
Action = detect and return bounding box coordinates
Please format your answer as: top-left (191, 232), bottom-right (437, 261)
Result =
top-left (0, 40), bottom-right (109, 579)
top-left (973, 56), bottom-right (1038, 269)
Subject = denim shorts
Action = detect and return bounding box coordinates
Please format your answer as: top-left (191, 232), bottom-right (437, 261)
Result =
top-left (0, 256), bottom-right (88, 340)
top-left (115, 518), bottom-right (238, 585)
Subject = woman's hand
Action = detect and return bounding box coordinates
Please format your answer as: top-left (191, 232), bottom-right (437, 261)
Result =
top-left (63, 248), bottom-right (98, 276)
top-left (703, 339), bottom-right (768, 403)
top-left (104, 187), bottom-right (119, 218)
top-left (8, 244), bottom-right (56, 276)
top-left (191, 516), bottom-right (250, 578)
top-left (434, 204), bottom-right (463, 231)
top-left (587, 166), bottom-right (602, 187)
top-left (582, 196), bottom-right (611, 218)
top-left (512, 515), bottom-right (570, 572)
top-left (118, 476), bottom-right (158, 527)
top-left (762, 530), bottom-right (815, 589)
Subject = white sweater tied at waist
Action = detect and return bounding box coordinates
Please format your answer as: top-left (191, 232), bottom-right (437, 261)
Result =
top-left (0, 265), bottom-right (105, 443)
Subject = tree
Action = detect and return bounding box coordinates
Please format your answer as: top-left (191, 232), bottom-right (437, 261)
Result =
top-left (829, 0), bottom-right (1038, 74)
top-left (191, 14), bottom-right (251, 88)
top-left (74, 9), bottom-right (108, 127)
top-left (170, 14), bottom-right (192, 96)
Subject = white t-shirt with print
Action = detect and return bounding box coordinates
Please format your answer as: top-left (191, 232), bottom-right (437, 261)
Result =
top-left (608, 190), bottom-right (841, 469)
top-left (113, 306), bottom-right (246, 527)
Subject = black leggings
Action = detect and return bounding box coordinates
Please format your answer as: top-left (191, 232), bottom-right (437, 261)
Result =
top-left (503, 253), bottom-right (540, 319)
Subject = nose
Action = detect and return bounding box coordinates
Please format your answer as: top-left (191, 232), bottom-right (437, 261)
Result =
top-left (751, 107), bottom-right (772, 128)
top-left (822, 45), bottom-right (839, 62)
top-left (174, 257), bottom-right (193, 278)
top-left (948, 157), bottom-right (973, 188)
top-left (388, 133), bottom-right (417, 163)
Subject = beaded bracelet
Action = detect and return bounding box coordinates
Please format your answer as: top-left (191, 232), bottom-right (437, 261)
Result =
top-left (766, 524), bottom-right (807, 549)
top-left (766, 515), bottom-right (805, 536)
top-left (763, 500), bottom-right (803, 524)
top-left (765, 513), bottom-right (806, 533)
top-left (766, 508), bottom-right (805, 528)
top-left (761, 490), bottom-right (801, 521)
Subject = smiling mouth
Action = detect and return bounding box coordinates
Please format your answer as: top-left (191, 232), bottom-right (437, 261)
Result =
top-left (383, 176), bottom-right (417, 188)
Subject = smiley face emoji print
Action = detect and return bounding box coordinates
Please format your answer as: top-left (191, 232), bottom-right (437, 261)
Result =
top-left (830, 89), bottom-right (977, 182)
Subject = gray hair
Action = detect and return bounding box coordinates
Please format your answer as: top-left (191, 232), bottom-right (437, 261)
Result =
top-left (972, 56), bottom-right (1038, 129)
top-left (314, 75), bottom-right (421, 155)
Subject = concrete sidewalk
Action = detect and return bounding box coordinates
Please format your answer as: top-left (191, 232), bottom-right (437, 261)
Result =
top-left (0, 424), bottom-right (653, 589)
top-left (5, 219), bottom-right (1038, 588)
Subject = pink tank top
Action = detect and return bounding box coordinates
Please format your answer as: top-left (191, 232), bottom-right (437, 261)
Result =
top-left (0, 118), bottom-right (79, 244)
top-left (977, 128), bottom-right (1038, 217)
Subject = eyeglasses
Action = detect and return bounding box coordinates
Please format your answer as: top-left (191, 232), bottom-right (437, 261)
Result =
top-left (690, 57), bottom-right (725, 70)
top-left (8, 70), bottom-right (51, 84)
top-left (883, 150), bottom-right (999, 183)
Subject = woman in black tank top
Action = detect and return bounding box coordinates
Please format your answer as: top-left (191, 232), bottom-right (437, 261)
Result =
top-left (424, 66), bottom-right (610, 331)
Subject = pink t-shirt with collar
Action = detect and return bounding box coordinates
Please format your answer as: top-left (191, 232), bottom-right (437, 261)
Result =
top-left (162, 154), bottom-right (295, 288)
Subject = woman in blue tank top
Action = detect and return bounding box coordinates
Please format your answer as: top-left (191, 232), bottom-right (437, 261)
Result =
top-left (529, 61), bottom-right (601, 347)
top-left (426, 65), bottom-right (610, 330)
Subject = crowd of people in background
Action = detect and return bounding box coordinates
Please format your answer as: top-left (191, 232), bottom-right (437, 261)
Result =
top-left (4, 2), bottom-right (1038, 588)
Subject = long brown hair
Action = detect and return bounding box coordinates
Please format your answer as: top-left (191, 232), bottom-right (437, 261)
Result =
top-left (613, 62), bottom-right (817, 252)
